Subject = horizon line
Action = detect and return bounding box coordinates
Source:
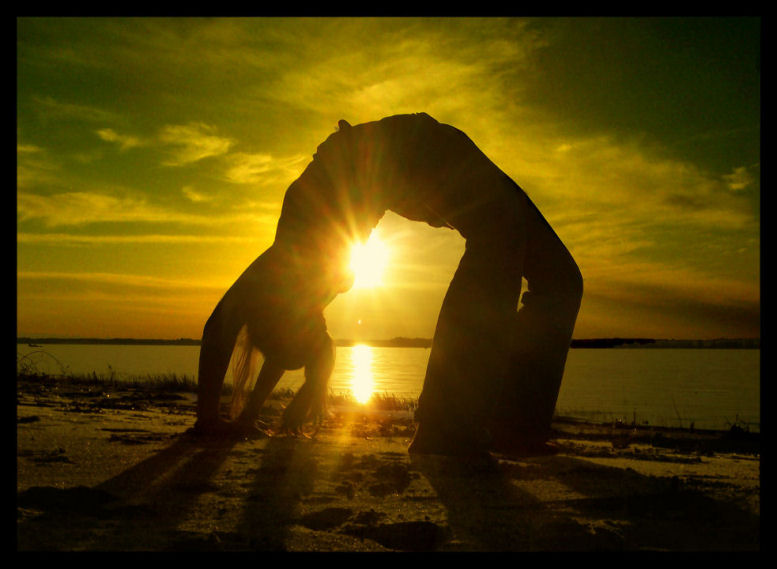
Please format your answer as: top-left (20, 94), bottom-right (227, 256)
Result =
top-left (16, 335), bottom-right (761, 347)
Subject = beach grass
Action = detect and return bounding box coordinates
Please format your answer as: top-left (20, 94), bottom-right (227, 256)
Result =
top-left (16, 371), bottom-right (418, 413)
top-left (17, 349), bottom-right (417, 412)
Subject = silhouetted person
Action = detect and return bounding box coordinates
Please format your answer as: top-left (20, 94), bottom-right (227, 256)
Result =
top-left (195, 113), bottom-right (582, 456)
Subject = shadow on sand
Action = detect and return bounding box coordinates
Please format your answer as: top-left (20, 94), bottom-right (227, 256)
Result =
top-left (412, 452), bottom-right (759, 551)
top-left (18, 431), bottom-right (759, 551)
top-left (18, 433), bottom-right (237, 550)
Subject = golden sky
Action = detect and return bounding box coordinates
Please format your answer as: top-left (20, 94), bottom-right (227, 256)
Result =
top-left (17, 17), bottom-right (760, 340)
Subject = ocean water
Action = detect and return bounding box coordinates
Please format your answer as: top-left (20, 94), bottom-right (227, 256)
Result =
top-left (16, 343), bottom-right (759, 432)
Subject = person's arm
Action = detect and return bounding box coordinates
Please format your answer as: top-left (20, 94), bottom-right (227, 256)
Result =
top-left (234, 359), bottom-right (286, 434)
top-left (280, 334), bottom-right (335, 432)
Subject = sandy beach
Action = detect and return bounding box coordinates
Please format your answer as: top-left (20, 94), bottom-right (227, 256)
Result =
top-left (17, 374), bottom-right (759, 551)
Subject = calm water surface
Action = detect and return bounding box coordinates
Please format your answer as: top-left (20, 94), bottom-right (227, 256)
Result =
top-left (17, 343), bottom-right (759, 432)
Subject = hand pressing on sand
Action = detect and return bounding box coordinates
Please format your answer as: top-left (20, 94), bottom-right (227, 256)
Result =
top-left (232, 418), bottom-right (273, 439)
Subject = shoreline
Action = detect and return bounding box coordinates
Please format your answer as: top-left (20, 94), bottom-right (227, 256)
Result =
top-left (18, 337), bottom-right (762, 349)
top-left (15, 366), bottom-right (761, 435)
top-left (17, 374), bottom-right (759, 551)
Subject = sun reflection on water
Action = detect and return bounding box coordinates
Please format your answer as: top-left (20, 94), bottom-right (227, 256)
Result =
top-left (350, 344), bottom-right (375, 404)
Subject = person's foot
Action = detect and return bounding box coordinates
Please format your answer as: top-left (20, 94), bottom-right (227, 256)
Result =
top-left (232, 418), bottom-right (272, 439)
top-left (191, 416), bottom-right (235, 437)
top-left (408, 422), bottom-right (490, 458)
top-left (489, 437), bottom-right (560, 457)
top-left (487, 421), bottom-right (559, 457)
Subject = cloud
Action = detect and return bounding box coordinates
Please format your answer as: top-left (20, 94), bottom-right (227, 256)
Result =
top-left (499, 129), bottom-right (757, 240)
top-left (32, 95), bottom-right (120, 123)
top-left (583, 258), bottom-right (759, 307)
top-left (96, 128), bottom-right (144, 150)
top-left (223, 152), bottom-right (308, 186)
top-left (17, 190), bottom-right (277, 228)
top-left (578, 259), bottom-right (760, 338)
top-left (723, 165), bottom-right (757, 192)
top-left (16, 19), bottom-right (760, 340)
top-left (17, 232), bottom-right (257, 245)
top-left (17, 143), bottom-right (44, 154)
top-left (18, 191), bottom-right (171, 226)
top-left (158, 122), bottom-right (234, 166)
top-left (181, 186), bottom-right (213, 203)
top-left (18, 270), bottom-right (229, 291)
top-left (16, 143), bottom-right (61, 190)
top-left (242, 19), bottom-right (543, 129)
top-left (459, 123), bottom-right (760, 336)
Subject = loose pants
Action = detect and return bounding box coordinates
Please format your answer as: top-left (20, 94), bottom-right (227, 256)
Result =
top-left (415, 186), bottom-right (582, 447)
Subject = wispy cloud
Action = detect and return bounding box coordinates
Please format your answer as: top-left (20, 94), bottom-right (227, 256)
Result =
top-left (223, 152), bottom-right (308, 186)
top-left (181, 186), bottom-right (213, 203)
top-left (96, 128), bottom-right (144, 150)
top-left (258, 19), bottom-right (544, 126)
top-left (18, 191), bottom-right (173, 226)
top-left (578, 258), bottom-right (760, 338)
top-left (16, 18), bottom-right (760, 339)
top-left (498, 129), bottom-right (758, 242)
top-left (18, 270), bottom-right (229, 291)
top-left (17, 232), bottom-right (258, 245)
top-left (723, 165), bottom-right (758, 192)
top-left (583, 259), bottom-right (759, 306)
top-left (158, 122), bottom-right (234, 166)
top-left (32, 95), bottom-right (120, 124)
top-left (16, 143), bottom-right (61, 190)
top-left (17, 143), bottom-right (44, 154)
top-left (17, 191), bottom-right (276, 228)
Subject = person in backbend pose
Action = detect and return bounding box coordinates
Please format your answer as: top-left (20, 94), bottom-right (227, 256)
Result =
top-left (195, 113), bottom-right (582, 456)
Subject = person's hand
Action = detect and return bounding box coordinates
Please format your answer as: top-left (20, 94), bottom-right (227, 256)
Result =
top-left (232, 418), bottom-right (272, 439)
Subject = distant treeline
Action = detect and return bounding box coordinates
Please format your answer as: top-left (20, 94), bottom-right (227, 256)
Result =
top-left (18, 337), bottom-right (202, 346)
top-left (16, 336), bottom-right (432, 348)
top-left (570, 338), bottom-right (760, 349)
top-left (18, 336), bottom-right (760, 349)
top-left (336, 337), bottom-right (432, 348)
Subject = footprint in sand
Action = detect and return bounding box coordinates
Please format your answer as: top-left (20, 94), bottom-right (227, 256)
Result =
top-left (20, 448), bottom-right (74, 464)
top-left (298, 507), bottom-right (354, 531)
top-left (336, 453), bottom-right (418, 498)
top-left (18, 485), bottom-right (117, 514)
top-left (101, 428), bottom-right (172, 445)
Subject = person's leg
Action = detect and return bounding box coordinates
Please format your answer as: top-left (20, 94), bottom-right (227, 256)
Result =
top-left (410, 194), bottom-right (527, 455)
top-left (408, 261), bottom-right (498, 454)
top-left (489, 199), bottom-right (583, 450)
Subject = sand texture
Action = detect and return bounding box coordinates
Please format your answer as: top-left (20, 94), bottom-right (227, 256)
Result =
top-left (17, 376), bottom-right (759, 551)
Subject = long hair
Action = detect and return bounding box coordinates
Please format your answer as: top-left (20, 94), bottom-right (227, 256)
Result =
top-left (228, 324), bottom-right (262, 420)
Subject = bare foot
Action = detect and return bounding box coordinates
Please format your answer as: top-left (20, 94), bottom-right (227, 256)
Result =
top-left (191, 417), bottom-right (235, 437)
top-left (491, 439), bottom-right (560, 457)
top-left (232, 419), bottom-right (272, 439)
top-left (408, 423), bottom-right (490, 458)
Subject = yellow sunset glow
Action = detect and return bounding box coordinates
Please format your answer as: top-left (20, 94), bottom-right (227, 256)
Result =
top-left (349, 232), bottom-right (390, 289)
top-left (16, 19), bottom-right (761, 341)
top-left (350, 344), bottom-right (375, 404)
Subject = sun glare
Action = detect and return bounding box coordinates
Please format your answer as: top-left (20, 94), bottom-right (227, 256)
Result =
top-left (350, 344), bottom-right (375, 404)
top-left (349, 232), bottom-right (390, 288)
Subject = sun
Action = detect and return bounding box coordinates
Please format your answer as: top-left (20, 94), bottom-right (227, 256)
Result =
top-left (349, 231), bottom-right (389, 288)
